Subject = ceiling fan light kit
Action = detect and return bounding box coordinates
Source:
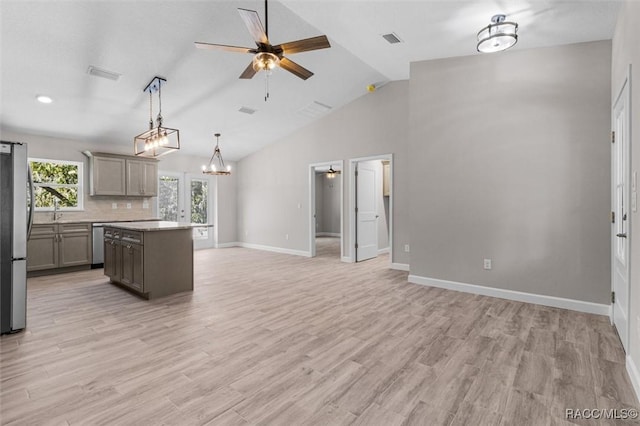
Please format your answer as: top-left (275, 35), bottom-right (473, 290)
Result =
top-left (202, 133), bottom-right (231, 176)
top-left (477, 14), bottom-right (518, 53)
top-left (326, 165), bottom-right (340, 179)
top-left (134, 76), bottom-right (180, 158)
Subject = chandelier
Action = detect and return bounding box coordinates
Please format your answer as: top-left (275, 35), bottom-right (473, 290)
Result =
top-left (202, 133), bottom-right (231, 175)
top-left (134, 76), bottom-right (180, 157)
top-left (477, 15), bottom-right (518, 53)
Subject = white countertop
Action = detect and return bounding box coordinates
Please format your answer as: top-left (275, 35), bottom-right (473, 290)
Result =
top-left (103, 221), bottom-right (198, 231)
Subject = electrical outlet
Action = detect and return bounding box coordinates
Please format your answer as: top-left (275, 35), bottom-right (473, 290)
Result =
top-left (285, 234), bottom-right (289, 240)
top-left (404, 244), bottom-right (410, 253)
top-left (142, 201), bottom-right (149, 209)
top-left (297, 203), bottom-right (301, 209)
top-left (112, 203), bottom-right (118, 210)
top-left (484, 259), bottom-right (492, 270)
top-left (126, 203), bottom-right (132, 209)
top-left (245, 230), bottom-right (249, 237)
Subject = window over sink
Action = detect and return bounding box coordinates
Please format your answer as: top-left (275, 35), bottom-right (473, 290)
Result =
top-left (29, 158), bottom-right (84, 210)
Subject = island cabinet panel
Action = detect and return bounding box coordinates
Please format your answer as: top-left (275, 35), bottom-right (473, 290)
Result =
top-left (103, 223), bottom-right (192, 299)
top-left (27, 223), bottom-right (92, 273)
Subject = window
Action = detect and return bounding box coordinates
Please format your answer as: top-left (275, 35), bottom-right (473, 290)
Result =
top-left (29, 158), bottom-right (84, 210)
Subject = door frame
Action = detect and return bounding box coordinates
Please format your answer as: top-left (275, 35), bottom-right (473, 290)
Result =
top-left (348, 154), bottom-right (393, 264)
top-left (156, 171), bottom-right (215, 250)
top-left (611, 64), bottom-right (632, 352)
top-left (308, 160), bottom-right (344, 258)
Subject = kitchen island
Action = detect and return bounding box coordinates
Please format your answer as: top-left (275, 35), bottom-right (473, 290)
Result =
top-left (103, 221), bottom-right (194, 299)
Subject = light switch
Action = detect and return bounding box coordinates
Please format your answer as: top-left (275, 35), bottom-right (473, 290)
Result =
top-left (112, 203), bottom-right (118, 210)
top-left (126, 203), bottom-right (132, 209)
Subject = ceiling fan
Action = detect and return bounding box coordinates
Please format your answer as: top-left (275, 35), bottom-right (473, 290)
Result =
top-left (195, 0), bottom-right (331, 81)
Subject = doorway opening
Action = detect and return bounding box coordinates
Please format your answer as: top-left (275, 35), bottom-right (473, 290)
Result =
top-left (157, 171), bottom-right (214, 249)
top-left (349, 154), bottom-right (393, 263)
top-left (309, 161), bottom-right (344, 259)
top-left (611, 65), bottom-right (632, 353)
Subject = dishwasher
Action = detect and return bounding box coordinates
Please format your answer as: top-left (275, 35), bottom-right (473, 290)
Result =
top-left (92, 223), bottom-right (106, 268)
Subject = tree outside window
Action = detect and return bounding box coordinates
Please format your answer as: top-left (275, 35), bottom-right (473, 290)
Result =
top-left (29, 158), bottom-right (83, 210)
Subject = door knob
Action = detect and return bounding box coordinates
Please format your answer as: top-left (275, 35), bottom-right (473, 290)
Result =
top-left (617, 233), bottom-right (627, 238)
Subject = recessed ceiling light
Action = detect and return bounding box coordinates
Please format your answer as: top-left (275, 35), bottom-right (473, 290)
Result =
top-left (36, 95), bottom-right (53, 104)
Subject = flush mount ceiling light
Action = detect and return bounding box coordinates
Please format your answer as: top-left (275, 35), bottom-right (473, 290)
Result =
top-left (477, 14), bottom-right (518, 53)
top-left (36, 95), bottom-right (53, 104)
top-left (202, 133), bottom-right (231, 176)
top-left (326, 165), bottom-right (341, 179)
top-left (134, 76), bottom-right (180, 158)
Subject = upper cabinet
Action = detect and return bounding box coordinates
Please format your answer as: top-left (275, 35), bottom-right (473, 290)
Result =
top-left (89, 153), bottom-right (157, 197)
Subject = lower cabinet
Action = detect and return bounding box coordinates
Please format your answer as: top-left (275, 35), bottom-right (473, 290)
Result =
top-left (120, 242), bottom-right (143, 292)
top-left (104, 228), bottom-right (145, 294)
top-left (27, 223), bottom-right (92, 272)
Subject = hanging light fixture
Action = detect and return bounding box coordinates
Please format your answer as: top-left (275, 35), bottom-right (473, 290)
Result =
top-left (134, 76), bottom-right (180, 157)
top-left (326, 165), bottom-right (340, 179)
top-left (202, 133), bottom-right (231, 176)
top-left (477, 14), bottom-right (518, 53)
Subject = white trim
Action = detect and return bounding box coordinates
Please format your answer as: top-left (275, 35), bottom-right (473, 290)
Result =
top-left (408, 275), bottom-right (610, 316)
top-left (341, 256), bottom-right (353, 263)
top-left (309, 160), bottom-right (344, 260)
top-left (215, 242), bottom-right (239, 248)
top-left (378, 247), bottom-right (390, 255)
top-left (29, 157), bottom-right (84, 211)
top-left (316, 232), bottom-right (341, 237)
top-left (391, 263), bottom-right (410, 271)
top-left (349, 154), bottom-right (394, 265)
top-left (239, 242), bottom-right (311, 258)
top-left (627, 355), bottom-right (640, 404)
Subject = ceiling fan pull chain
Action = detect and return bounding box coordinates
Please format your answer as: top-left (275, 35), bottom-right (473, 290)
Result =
top-left (265, 72), bottom-right (270, 102)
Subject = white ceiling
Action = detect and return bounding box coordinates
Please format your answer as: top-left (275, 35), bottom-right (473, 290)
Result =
top-left (0, 1), bottom-right (621, 161)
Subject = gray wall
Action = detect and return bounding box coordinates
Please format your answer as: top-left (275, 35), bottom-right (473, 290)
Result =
top-left (408, 40), bottom-right (612, 304)
top-left (612, 0), bottom-right (640, 385)
top-left (315, 172), bottom-right (341, 235)
top-left (237, 80), bottom-right (410, 263)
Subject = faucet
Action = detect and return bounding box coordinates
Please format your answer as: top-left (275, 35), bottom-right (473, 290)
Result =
top-left (53, 198), bottom-right (61, 221)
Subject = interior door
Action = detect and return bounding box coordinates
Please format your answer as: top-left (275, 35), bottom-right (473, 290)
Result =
top-left (356, 162), bottom-right (378, 262)
top-left (612, 77), bottom-right (630, 352)
top-left (158, 173), bottom-right (184, 222)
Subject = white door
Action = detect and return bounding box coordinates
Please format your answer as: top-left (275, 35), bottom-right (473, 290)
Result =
top-left (158, 172), bottom-right (214, 249)
top-left (356, 162), bottom-right (378, 261)
top-left (612, 76), bottom-right (630, 352)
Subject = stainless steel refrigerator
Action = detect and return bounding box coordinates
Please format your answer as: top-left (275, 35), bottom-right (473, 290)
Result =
top-left (1, 141), bottom-right (34, 334)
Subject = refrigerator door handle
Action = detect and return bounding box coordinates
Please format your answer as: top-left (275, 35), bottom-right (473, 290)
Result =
top-left (27, 164), bottom-right (34, 240)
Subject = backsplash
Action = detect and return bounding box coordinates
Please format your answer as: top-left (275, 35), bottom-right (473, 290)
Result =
top-left (34, 196), bottom-right (157, 223)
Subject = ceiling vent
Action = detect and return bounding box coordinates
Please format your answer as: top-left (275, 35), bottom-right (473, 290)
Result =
top-left (382, 33), bottom-right (402, 44)
top-left (87, 66), bottom-right (121, 81)
top-left (238, 106), bottom-right (257, 115)
top-left (299, 101), bottom-right (332, 118)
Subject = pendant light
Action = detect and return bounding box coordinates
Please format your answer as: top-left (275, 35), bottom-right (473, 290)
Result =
top-left (477, 15), bottom-right (518, 53)
top-left (202, 133), bottom-right (231, 175)
top-left (133, 76), bottom-right (180, 157)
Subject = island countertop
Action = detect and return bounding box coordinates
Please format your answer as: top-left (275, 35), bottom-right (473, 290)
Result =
top-left (102, 221), bottom-right (197, 231)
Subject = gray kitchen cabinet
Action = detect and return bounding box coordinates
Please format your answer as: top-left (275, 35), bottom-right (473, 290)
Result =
top-left (104, 231), bottom-right (121, 282)
top-left (27, 223), bottom-right (92, 272)
top-left (90, 155), bottom-right (126, 196)
top-left (89, 153), bottom-right (157, 197)
top-left (120, 241), bottom-right (144, 292)
top-left (126, 159), bottom-right (158, 196)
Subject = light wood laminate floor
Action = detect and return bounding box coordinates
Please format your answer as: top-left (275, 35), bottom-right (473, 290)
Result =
top-left (1, 241), bottom-right (637, 425)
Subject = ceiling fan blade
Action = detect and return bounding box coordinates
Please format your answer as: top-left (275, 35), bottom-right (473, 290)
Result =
top-left (238, 8), bottom-right (269, 45)
top-left (194, 42), bottom-right (253, 53)
top-left (279, 57), bottom-right (314, 80)
top-left (275, 35), bottom-right (331, 55)
top-left (239, 62), bottom-right (258, 79)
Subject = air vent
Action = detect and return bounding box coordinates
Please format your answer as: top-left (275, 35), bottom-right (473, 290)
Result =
top-left (87, 66), bottom-right (121, 81)
top-left (382, 33), bottom-right (402, 44)
top-left (299, 101), bottom-right (332, 118)
top-left (238, 106), bottom-right (257, 115)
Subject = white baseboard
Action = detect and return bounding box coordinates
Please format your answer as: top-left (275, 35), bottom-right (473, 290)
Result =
top-left (378, 247), bottom-right (390, 255)
top-left (216, 242), bottom-right (240, 248)
top-left (408, 275), bottom-right (610, 316)
top-left (238, 242), bottom-right (311, 258)
top-left (341, 256), bottom-right (354, 263)
top-left (316, 232), bottom-right (340, 238)
top-left (627, 355), bottom-right (640, 404)
top-left (391, 263), bottom-right (410, 271)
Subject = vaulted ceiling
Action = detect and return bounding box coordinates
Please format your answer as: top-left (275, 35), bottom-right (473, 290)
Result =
top-left (0, 1), bottom-right (621, 160)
